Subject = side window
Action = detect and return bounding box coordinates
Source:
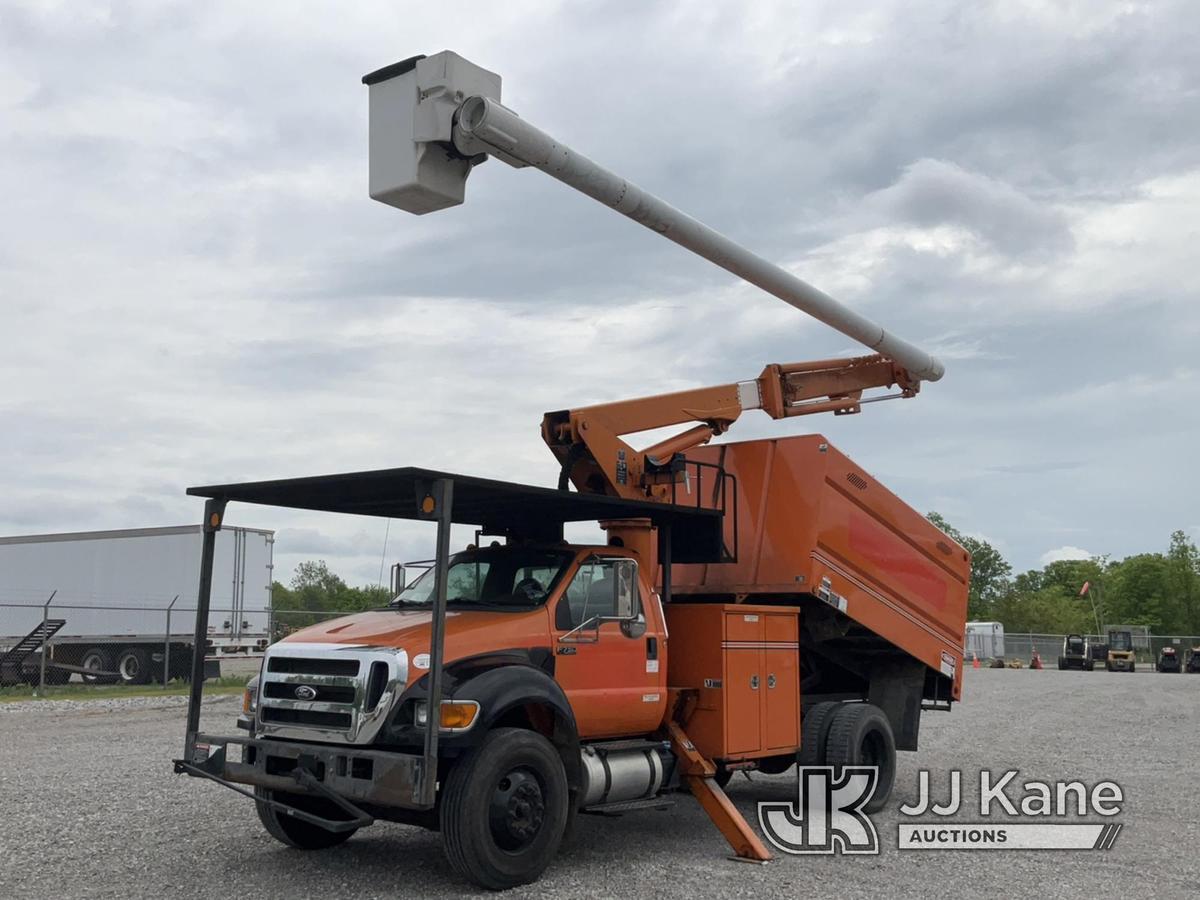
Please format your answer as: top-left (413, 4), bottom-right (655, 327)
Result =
top-left (557, 559), bottom-right (640, 629)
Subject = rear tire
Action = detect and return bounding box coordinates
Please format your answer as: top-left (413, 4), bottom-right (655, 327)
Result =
top-left (824, 703), bottom-right (896, 814)
top-left (798, 701), bottom-right (841, 766)
top-left (116, 647), bottom-right (152, 685)
top-left (254, 787), bottom-right (358, 850)
top-left (440, 727), bottom-right (568, 891)
top-left (80, 647), bottom-right (117, 685)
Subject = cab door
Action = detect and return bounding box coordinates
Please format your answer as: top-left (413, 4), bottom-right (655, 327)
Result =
top-left (551, 555), bottom-right (666, 739)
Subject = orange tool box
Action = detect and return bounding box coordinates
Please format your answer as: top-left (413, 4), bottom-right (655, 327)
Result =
top-left (665, 603), bottom-right (801, 762)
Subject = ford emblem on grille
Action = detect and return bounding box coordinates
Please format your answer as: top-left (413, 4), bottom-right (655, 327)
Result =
top-left (294, 685), bottom-right (318, 701)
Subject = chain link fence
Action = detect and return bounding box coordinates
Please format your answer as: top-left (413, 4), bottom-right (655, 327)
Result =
top-left (0, 598), bottom-right (351, 695)
top-left (975, 631), bottom-right (1200, 670)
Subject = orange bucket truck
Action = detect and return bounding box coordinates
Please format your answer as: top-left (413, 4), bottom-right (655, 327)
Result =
top-left (175, 52), bottom-right (968, 890)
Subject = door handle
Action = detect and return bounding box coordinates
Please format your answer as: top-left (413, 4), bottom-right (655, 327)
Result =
top-left (750, 674), bottom-right (759, 690)
top-left (646, 636), bottom-right (658, 660)
top-left (767, 673), bottom-right (776, 689)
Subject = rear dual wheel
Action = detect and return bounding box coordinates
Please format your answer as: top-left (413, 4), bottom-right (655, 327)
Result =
top-left (116, 647), bottom-right (152, 684)
top-left (80, 647), bottom-right (117, 684)
top-left (800, 701), bottom-right (896, 814)
top-left (824, 704), bottom-right (897, 814)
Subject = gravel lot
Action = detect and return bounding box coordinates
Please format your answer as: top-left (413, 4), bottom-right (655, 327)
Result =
top-left (1, 668), bottom-right (1196, 899)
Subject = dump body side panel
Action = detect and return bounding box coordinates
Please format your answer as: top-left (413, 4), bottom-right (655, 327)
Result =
top-left (672, 434), bottom-right (969, 697)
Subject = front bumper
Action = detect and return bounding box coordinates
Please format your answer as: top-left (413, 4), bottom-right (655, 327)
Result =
top-left (177, 733), bottom-right (429, 811)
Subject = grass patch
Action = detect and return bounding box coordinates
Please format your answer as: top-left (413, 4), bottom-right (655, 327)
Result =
top-left (0, 674), bottom-right (251, 703)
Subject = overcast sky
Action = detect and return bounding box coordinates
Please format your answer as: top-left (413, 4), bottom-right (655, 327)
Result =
top-left (2, 0), bottom-right (1197, 595)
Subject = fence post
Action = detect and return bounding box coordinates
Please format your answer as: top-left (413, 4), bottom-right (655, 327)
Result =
top-left (37, 591), bottom-right (54, 695)
top-left (164, 595), bottom-right (179, 688)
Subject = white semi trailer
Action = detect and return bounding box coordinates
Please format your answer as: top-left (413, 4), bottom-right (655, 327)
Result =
top-left (0, 525), bottom-right (273, 685)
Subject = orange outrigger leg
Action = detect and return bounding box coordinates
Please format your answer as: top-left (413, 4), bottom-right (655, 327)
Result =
top-left (665, 720), bottom-right (773, 862)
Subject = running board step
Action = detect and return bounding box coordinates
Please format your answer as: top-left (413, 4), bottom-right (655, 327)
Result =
top-left (581, 796), bottom-right (676, 817)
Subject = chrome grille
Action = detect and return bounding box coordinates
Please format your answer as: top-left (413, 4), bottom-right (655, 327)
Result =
top-left (256, 642), bottom-right (408, 745)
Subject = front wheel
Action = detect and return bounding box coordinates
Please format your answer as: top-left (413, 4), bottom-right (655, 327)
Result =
top-left (254, 787), bottom-right (358, 850)
top-left (441, 727), bottom-right (569, 891)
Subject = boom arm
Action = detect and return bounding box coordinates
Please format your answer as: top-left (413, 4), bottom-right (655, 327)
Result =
top-left (543, 354), bottom-right (917, 502)
top-left (363, 52), bottom-right (945, 383)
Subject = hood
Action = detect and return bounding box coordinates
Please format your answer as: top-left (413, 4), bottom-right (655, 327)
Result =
top-left (280, 606), bottom-right (551, 663)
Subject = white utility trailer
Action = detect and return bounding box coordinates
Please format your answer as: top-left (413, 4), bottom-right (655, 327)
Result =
top-left (965, 620), bottom-right (1006, 662)
top-left (0, 525), bottom-right (273, 684)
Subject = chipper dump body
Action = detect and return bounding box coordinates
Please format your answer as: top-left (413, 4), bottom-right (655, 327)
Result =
top-left (672, 435), bottom-right (968, 698)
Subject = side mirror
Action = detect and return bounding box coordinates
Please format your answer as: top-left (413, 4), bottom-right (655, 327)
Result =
top-left (614, 559), bottom-right (637, 620)
top-left (390, 563), bottom-right (406, 595)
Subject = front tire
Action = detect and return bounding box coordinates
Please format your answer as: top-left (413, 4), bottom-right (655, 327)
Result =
top-left (824, 703), bottom-right (896, 814)
top-left (440, 727), bottom-right (569, 891)
top-left (254, 787), bottom-right (358, 850)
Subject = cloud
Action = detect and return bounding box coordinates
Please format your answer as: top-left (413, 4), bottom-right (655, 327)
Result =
top-left (1, 0), bottom-right (1198, 582)
top-left (865, 159), bottom-right (1073, 258)
top-left (1040, 546), bottom-right (1094, 566)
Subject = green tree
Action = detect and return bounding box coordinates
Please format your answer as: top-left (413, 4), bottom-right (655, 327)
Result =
top-left (927, 512), bottom-right (1012, 619)
top-left (1106, 553), bottom-right (1170, 631)
top-left (270, 561), bottom-right (393, 639)
top-left (1164, 530), bottom-right (1200, 633)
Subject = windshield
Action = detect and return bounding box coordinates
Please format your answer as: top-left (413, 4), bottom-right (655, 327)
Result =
top-left (1109, 633), bottom-right (1133, 651)
top-left (391, 547), bottom-right (575, 611)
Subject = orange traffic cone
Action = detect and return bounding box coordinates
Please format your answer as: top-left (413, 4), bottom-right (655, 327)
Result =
top-left (1030, 650), bottom-right (1043, 670)
top-left (972, 653), bottom-right (980, 669)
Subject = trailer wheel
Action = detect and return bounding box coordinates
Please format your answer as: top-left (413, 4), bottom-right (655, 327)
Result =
top-left (116, 647), bottom-right (152, 685)
top-left (440, 727), bottom-right (568, 891)
top-left (798, 701), bottom-right (840, 766)
top-left (254, 787), bottom-right (358, 850)
top-left (824, 703), bottom-right (896, 814)
top-left (80, 647), bottom-right (117, 685)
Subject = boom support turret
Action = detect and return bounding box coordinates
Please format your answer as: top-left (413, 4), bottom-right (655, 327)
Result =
top-left (543, 353), bottom-right (917, 502)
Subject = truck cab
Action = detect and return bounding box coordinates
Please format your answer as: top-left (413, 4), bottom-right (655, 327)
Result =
top-left (256, 543), bottom-right (668, 749)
